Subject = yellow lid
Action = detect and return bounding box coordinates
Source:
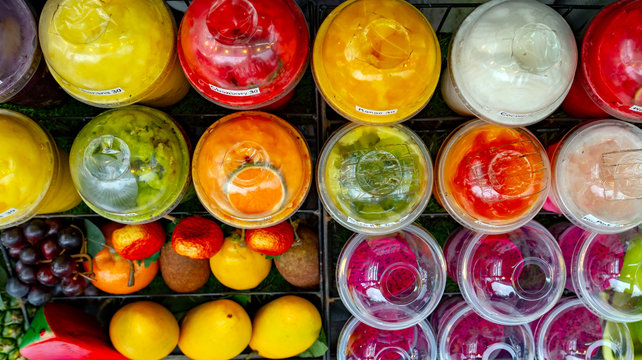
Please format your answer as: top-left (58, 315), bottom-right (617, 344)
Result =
top-left (313, 0), bottom-right (441, 124)
top-left (39, 0), bottom-right (178, 107)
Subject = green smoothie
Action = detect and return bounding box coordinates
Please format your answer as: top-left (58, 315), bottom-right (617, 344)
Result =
top-left (70, 106), bottom-right (190, 223)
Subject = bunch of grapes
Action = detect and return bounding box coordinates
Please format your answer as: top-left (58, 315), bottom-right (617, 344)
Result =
top-left (1, 219), bottom-right (98, 306)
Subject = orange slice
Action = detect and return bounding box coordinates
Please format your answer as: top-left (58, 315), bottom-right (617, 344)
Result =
top-left (225, 164), bottom-right (286, 216)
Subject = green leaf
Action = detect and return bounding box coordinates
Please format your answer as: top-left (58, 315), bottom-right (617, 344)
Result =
top-left (165, 219), bottom-right (178, 243)
top-left (137, 248), bottom-right (162, 268)
top-left (299, 328), bottom-right (328, 358)
top-left (264, 255), bottom-right (281, 260)
top-left (84, 219), bottom-right (106, 257)
top-left (231, 294), bottom-right (251, 307)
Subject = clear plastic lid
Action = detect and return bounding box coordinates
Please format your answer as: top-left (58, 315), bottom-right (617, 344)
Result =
top-left (0, 110), bottom-right (56, 229)
top-left (444, 221), bottom-right (565, 325)
top-left (39, 0), bottom-right (182, 107)
top-left (435, 297), bottom-right (536, 360)
top-left (312, 0), bottom-right (441, 125)
top-left (318, 123), bottom-right (432, 234)
top-left (69, 106), bottom-right (191, 224)
top-left (549, 120), bottom-right (642, 234)
top-left (533, 298), bottom-right (633, 360)
top-left (578, 0), bottom-right (642, 122)
top-left (0, 0), bottom-right (40, 103)
top-left (337, 317), bottom-right (437, 360)
top-left (560, 225), bottom-right (642, 323)
top-left (336, 224), bottom-right (446, 330)
top-left (443, 0), bottom-right (577, 126)
top-left (178, 0), bottom-right (309, 110)
top-left (436, 120), bottom-right (550, 234)
top-left (193, 111), bottom-right (311, 229)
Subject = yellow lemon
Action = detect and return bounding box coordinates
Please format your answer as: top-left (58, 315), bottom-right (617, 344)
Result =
top-left (109, 301), bottom-right (179, 360)
top-left (250, 296), bottom-right (322, 359)
top-left (210, 231), bottom-right (272, 290)
top-left (178, 299), bottom-right (252, 360)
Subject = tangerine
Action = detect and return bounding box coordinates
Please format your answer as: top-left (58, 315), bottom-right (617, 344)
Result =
top-left (84, 247), bottom-right (158, 295)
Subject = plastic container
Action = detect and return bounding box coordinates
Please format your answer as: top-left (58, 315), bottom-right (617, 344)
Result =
top-left (0, 0), bottom-right (66, 108)
top-left (312, 0), bottom-right (441, 125)
top-left (318, 123), bottom-right (432, 234)
top-left (433, 297), bottom-right (536, 360)
top-left (39, 0), bottom-right (189, 108)
top-left (193, 111), bottom-right (311, 229)
top-left (178, 0), bottom-right (309, 110)
top-left (555, 223), bottom-right (642, 323)
top-left (546, 120), bottom-right (642, 234)
top-left (435, 120), bottom-right (550, 234)
top-left (336, 224), bottom-right (446, 330)
top-left (443, 222), bottom-right (565, 325)
top-left (69, 106), bottom-right (191, 224)
top-left (337, 317), bottom-right (437, 360)
top-left (562, 0), bottom-right (642, 122)
top-left (533, 297), bottom-right (633, 360)
top-left (441, 0), bottom-right (577, 127)
top-left (0, 109), bottom-right (81, 229)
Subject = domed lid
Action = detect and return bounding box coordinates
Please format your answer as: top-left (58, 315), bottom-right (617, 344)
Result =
top-left (534, 298), bottom-right (633, 360)
top-left (437, 298), bottom-right (535, 360)
top-left (318, 123), bottom-right (432, 234)
top-left (337, 317), bottom-right (437, 360)
top-left (70, 106), bottom-right (191, 224)
top-left (336, 224), bottom-right (446, 330)
top-left (193, 111), bottom-right (311, 229)
top-left (312, 0), bottom-right (441, 124)
top-left (39, 0), bottom-right (178, 107)
top-left (436, 120), bottom-right (550, 234)
top-left (178, 0), bottom-right (309, 109)
top-left (0, 0), bottom-right (39, 103)
top-left (581, 0), bottom-right (642, 122)
top-left (450, 221), bottom-right (565, 325)
top-left (0, 109), bottom-right (55, 229)
top-left (448, 0), bottom-right (577, 126)
top-left (568, 226), bottom-right (642, 323)
top-left (551, 120), bottom-right (642, 233)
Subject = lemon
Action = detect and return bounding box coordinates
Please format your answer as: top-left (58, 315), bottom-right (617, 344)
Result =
top-left (178, 299), bottom-right (252, 360)
top-left (250, 296), bottom-right (322, 359)
top-left (109, 301), bottom-right (179, 360)
top-left (210, 231), bottom-right (272, 290)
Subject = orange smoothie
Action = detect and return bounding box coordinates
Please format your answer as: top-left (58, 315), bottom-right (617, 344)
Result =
top-left (193, 112), bottom-right (311, 228)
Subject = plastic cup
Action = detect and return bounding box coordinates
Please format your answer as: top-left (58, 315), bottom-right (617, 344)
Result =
top-left (562, 0), bottom-right (642, 122)
top-left (313, 0), bottom-right (441, 125)
top-left (532, 297), bottom-right (633, 360)
top-left (435, 119), bottom-right (550, 234)
top-left (337, 317), bottom-right (437, 360)
top-left (39, 0), bottom-right (189, 108)
top-left (546, 120), bottom-right (642, 234)
top-left (336, 224), bottom-right (446, 330)
top-left (443, 222), bottom-right (565, 325)
top-left (69, 106), bottom-right (191, 224)
top-left (178, 0), bottom-right (309, 110)
top-left (433, 297), bottom-right (536, 360)
top-left (318, 123), bottom-right (432, 234)
top-left (0, 0), bottom-right (66, 108)
top-left (0, 109), bottom-right (80, 229)
top-left (441, 0), bottom-right (577, 127)
top-left (193, 111), bottom-right (311, 229)
top-left (556, 223), bottom-right (642, 323)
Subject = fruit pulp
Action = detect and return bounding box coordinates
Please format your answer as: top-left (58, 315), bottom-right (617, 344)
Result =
top-left (539, 303), bottom-right (603, 358)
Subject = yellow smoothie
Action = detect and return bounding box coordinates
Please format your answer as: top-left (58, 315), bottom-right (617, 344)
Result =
top-left (0, 109), bottom-right (80, 229)
top-left (39, 0), bottom-right (189, 108)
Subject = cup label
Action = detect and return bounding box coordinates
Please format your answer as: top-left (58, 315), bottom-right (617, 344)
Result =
top-left (0, 208), bottom-right (18, 219)
top-left (630, 105), bottom-right (642, 113)
top-left (79, 87), bottom-right (125, 96)
top-left (356, 106), bottom-right (398, 116)
top-left (498, 111), bottom-right (530, 118)
top-left (581, 214), bottom-right (622, 228)
top-left (209, 84), bottom-right (260, 97)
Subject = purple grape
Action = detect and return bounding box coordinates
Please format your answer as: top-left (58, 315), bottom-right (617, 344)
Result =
top-left (52, 283), bottom-right (63, 297)
top-left (57, 227), bottom-right (83, 251)
top-left (17, 266), bottom-right (36, 285)
top-left (36, 267), bottom-right (57, 287)
top-left (14, 261), bottom-right (26, 274)
top-left (45, 219), bottom-right (63, 237)
top-left (27, 286), bottom-right (51, 306)
top-left (40, 237), bottom-right (60, 260)
top-left (1, 228), bottom-right (26, 248)
top-left (51, 255), bottom-right (74, 279)
top-left (19, 247), bottom-right (39, 265)
top-left (6, 278), bottom-right (29, 298)
top-left (23, 220), bottom-right (47, 245)
top-left (8, 247), bottom-right (22, 259)
top-left (61, 277), bottom-right (85, 297)
top-left (83, 284), bottom-right (99, 296)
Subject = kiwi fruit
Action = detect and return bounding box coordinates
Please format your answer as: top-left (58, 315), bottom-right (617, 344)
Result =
top-left (160, 244), bottom-right (210, 293)
top-left (275, 226), bottom-right (320, 288)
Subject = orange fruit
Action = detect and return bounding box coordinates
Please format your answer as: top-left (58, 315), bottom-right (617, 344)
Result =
top-left (85, 247), bottom-right (158, 294)
top-left (112, 222), bottom-right (166, 261)
top-left (226, 164), bottom-right (286, 215)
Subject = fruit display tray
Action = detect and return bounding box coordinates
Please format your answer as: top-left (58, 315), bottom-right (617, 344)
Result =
top-left (0, 0), bottom-right (623, 359)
